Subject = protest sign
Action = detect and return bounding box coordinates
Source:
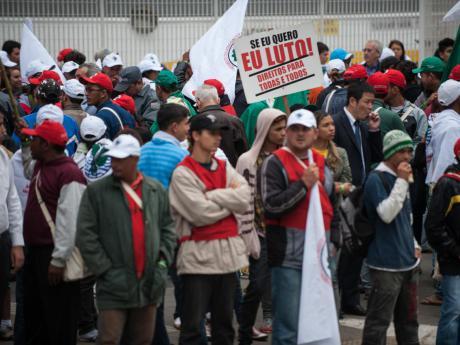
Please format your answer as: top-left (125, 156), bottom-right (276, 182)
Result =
top-left (235, 22), bottom-right (323, 103)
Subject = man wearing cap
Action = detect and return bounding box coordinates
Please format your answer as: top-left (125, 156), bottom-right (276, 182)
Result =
top-left (76, 133), bottom-right (176, 345)
top-left (427, 79), bottom-right (460, 185)
top-left (260, 109), bottom-right (338, 345)
top-left (155, 69), bottom-right (196, 116)
top-left (361, 129), bottom-right (420, 344)
top-left (62, 79), bottom-right (87, 126)
top-left (102, 52), bottom-right (124, 87)
top-left (13, 84), bottom-right (81, 156)
top-left (412, 56), bottom-right (446, 110)
top-left (330, 48), bottom-right (354, 68)
top-left (323, 58), bottom-right (346, 88)
top-left (333, 82), bottom-right (382, 316)
top-left (319, 64), bottom-right (368, 115)
top-left (80, 72), bottom-right (135, 140)
top-left (384, 69), bottom-right (427, 144)
top-left (169, 113), bottom-right (250, 345)
top-left (138, 57), bottom-right (163, 90)
top-left (426, 138), bottom-right (460, 345)
top-left (366, 71), bottom-right (406, 137)
top-left (19, 120), bottom-right (86, 344)
top-left (196, 84), bottom-right (247, 167)
top-left (115, 66), bottom-right (160, 127)
top-left (62, 61), bottom-right (79, 80)
top-left (362, 40), bottom-right (383, 76)
top-left (203, 79), bottom-right (237, 116)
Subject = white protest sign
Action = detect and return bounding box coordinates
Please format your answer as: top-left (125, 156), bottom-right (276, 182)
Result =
top-left (234, 22), bottom-right (323, 103)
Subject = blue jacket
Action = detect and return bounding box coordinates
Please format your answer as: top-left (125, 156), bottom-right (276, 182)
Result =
top-left (363, 165), bottom-right (417, 270)
top-left (138, 132), bottom-right (188, 189)
top-left (13, 108), bottom-right (80, 156)
top-left (95, 100), bottom-right (135, 140)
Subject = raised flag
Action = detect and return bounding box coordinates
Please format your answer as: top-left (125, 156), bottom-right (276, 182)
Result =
top-left (297, 149), bottom-right (341, 345)
top-left (182, 0), bottom-right (248, 103)
top-left (20, 22), bottom-right (65, 83)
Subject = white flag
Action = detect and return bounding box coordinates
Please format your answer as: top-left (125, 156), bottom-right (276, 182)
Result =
top-left (297, 150), bottom-right (341, 345)
top-left (182, 0), bottom-right (248, 103)
top-left (20, 22), bottom-right (65, 83)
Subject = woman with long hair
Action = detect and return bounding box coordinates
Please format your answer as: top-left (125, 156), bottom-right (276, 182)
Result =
top-left (313, 111), bottom-right (353, 197)
top-left (389, 40), bottom-right (408, 61)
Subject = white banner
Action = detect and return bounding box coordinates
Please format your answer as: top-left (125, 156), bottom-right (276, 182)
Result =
top-left (20, 22), bottom-right (65, 83)
top-left (297, 149), bottom-right (341, 345)
top-left (234, 22), bottom-right (323, 103)
top-left (182, 0), bottom-right (248, 103)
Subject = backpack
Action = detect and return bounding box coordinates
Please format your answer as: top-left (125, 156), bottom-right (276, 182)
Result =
top-left (339, 171), bottom-right (391, 256)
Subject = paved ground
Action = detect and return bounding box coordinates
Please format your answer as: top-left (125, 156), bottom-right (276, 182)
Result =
top-left (2, 253), bottom-right (440, 344)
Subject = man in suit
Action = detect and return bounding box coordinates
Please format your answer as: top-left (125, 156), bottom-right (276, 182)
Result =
top-left (333, 82), bottom-right (383, 316)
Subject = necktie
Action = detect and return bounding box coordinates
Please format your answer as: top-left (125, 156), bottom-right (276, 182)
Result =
top-left (354, 121), bottom-right (366, 182)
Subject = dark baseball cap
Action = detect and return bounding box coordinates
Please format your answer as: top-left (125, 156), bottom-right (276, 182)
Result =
top-left (190, 114), bottom-right (229, 132)
top-left (114, 66), bottom-right (142, 92)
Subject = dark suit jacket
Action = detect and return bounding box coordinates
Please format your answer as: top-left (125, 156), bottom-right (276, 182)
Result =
top-left (332, 108), bottom-right (383, 186)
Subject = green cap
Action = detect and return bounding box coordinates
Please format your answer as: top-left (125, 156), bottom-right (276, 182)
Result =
top-left (155, 69), bottom-right (178, 89)
top-left (412, 56), bottom-right (446, 74)
top-left (383, 130), bottom-right (413, 160)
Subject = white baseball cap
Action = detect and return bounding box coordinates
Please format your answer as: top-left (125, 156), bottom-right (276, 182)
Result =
top-left (138, 59), bottom-right (162, 73)
top-left (326, 59), bottom-right (345, 74)
top-left (80, 115), bottom-right (107, 141)
top-left (143, 53), bottom-right (161, 65)
top-left (63, 79), bottom-right (85, 99)
top-left (102, 53), bottom-right (123, 68)
top-left (25, 60), bottom-right (49, 78)
top-left (106, 134), bottom-right (140, 158)
top-left (62, 61), bottom-right (79, 73)
top-left (379, 47), bottom-right (396, 62)
top-left (37, 104), bottom-right (64, 125)
top-left (438, 79), bottom-right (460, 106)
top-left (0, 51), bottom-right (16, 67)
top-left (287, 109), bottom-right (317, 129)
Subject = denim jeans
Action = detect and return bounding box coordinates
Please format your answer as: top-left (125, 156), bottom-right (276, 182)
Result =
top-left (436, 275), bottom-right (460, 345)
top-left (271, 267), bottom-right (301, 345)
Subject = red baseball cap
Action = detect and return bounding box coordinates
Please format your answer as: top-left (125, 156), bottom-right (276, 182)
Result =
top-left (79, 72), bottom-right (114, 93)
top-left (386, 69), bottom-right (407, 88)
top-left (454, 138), bottom-right (460, 158)
top-left (204, 79), bottom-right (225, 96)
top-left (114, 94), bottom-right (136, 115)
top-left (57, 48), bottom-right (73, 62)
top-left (343, 65), bottom-right (368, 80)
top-left (28, 70), bottom-right (62, 86)
top-left (22, 120), bottom-right (68, 147)
top-left (367, 72), bottom-right (389, 95)
top-left (449, 65), bottom-right (460, 81)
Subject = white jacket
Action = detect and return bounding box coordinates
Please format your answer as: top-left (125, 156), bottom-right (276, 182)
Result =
top-left (0, 148), bottom-right (23, 246)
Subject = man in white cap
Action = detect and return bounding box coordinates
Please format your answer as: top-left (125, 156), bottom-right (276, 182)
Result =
top-left (0, 50), bottom-right (17, 68)
top-left (76, 133), bottom-right (176, 345)
top-left (138, 59), bottom-right (162, 90)
top-left (260, 109), bottom-right (339, 345)
top-left (24, 60), bottom-right (49, 80)
top-left (323, 58), bottom-right (346, 87)
top-left (62, 79), bottom-right (87, 126)
top-left (427, 79), bottom-right (460, 185)
top-left (62, 61), bottom-right (79, 80)
top-left (102, 52), bottom-right (124, 87)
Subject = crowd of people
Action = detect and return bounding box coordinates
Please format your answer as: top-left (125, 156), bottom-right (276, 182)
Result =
top-left (0, 34), bottom-right (459, 345)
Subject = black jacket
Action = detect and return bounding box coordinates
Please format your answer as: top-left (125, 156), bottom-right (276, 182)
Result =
top-left (426, 163), bottom-right (460, 275)
top-left (332, 109), bottom-right (383, 186)
top-left (234, 79), bottom-right (248, 117)
top-left (199, 105), bottom-right (248, 167)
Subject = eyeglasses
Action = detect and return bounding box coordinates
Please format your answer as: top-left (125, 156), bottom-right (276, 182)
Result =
top-left (363, 48), bottom-right (375, 53)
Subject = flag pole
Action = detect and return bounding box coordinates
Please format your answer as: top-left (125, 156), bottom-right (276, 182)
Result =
top-left (0, 59), bottom-right (22, 129)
